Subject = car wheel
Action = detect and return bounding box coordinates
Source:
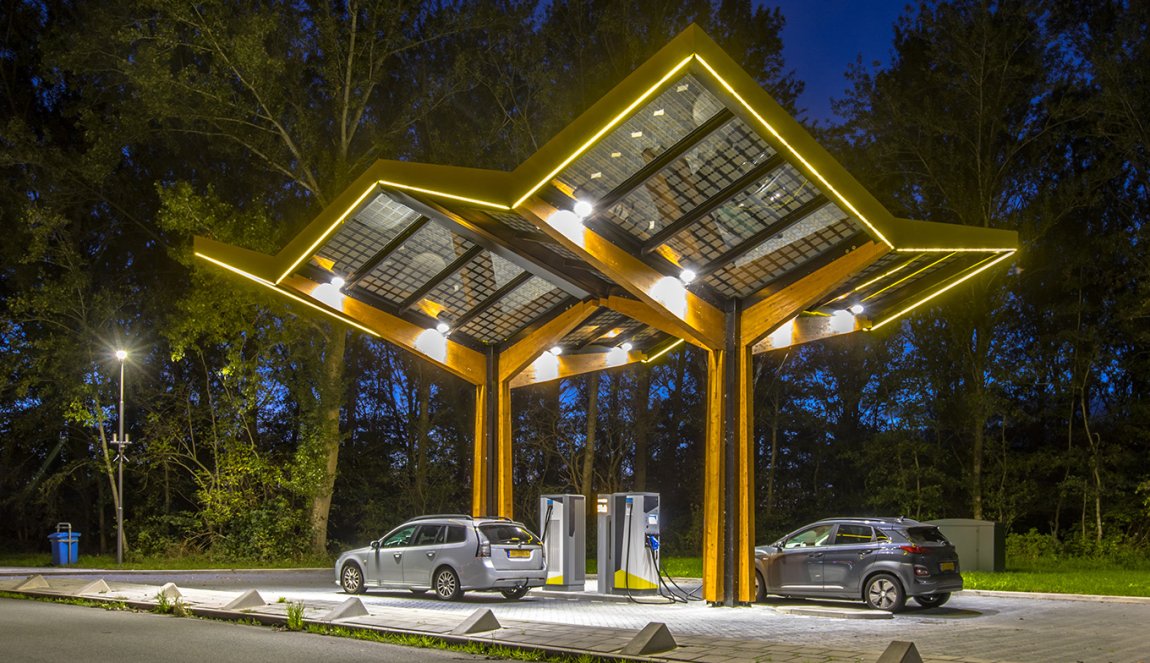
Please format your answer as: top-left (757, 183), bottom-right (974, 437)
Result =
top-left (500, 585), bottom-right (529, 600)
top-left (340, 563), bottom-right (365, 595)
top-left (409, 589), bottom-right (427, 595)
top-left (913, 592), bottom-right (950, 609)
top-left (864, 573), bottom-right (906, 612)
top-left (754, 571), bottom-right (766, 603)
top-left (433, 566), bottom-right (463, 601)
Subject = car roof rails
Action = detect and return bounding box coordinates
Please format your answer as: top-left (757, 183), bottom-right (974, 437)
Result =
top-left (408, 514), bottom-right (474, 522)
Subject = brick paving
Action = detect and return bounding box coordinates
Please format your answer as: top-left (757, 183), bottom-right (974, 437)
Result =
top-left (3, 571), bottom-right (1148, 663)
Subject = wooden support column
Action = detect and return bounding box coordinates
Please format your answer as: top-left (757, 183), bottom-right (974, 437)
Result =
top-left (736, 340), bottom-right (755, 603)
top-left (473, 382), bottom-right (488, 517)
top-left (702, 347), bottom-right (726, 603)
top-left (496, 377), bottom-right (513, 517)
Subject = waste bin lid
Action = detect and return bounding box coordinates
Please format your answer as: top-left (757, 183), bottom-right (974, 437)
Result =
top-left (47, 532), bottom-right (81, 540)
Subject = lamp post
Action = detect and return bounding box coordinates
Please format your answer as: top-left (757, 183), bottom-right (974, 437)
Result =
top-left (113, 349), bottom-right (129, 565)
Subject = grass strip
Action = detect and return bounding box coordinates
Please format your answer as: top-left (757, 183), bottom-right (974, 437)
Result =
top-left (0, 590), bottom-right (130, 610)
top-left (963, 569), bottom-right (1150, 597)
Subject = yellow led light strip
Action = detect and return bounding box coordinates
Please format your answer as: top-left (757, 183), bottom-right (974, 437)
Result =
top-left (276, 185), bottom-right (380, 284)
top-left (895, 247), bottom-right (1018, 253)
top-left (862, 252), bottom-right (955, 303)
top-left (867, 251), bottom-right (1015, 331)
top-left (642, 338), bottom-right (685, 363)
top-left (196, 253), bottom-right (382, 338)
top-left (511, 55), bottom-right (695, 209)
top-left (826, 255), bottom-right (923, 305)
top-left (693, 55), bottom-right (894, 249)
top-left (378, 179), bottom-right (510, 210)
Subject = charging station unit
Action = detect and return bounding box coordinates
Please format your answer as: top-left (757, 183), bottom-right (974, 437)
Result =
top-left (539, 494), bottom-right (586, 591)
top-left (596, 492), bottom-right (660, 595)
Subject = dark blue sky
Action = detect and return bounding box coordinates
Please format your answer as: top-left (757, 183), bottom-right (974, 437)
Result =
top-left (766, 1), bottom-right (910, 124)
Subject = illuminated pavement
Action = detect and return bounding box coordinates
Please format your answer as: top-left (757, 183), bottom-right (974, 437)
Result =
top-left (3, 569), bottom-right (1148, 662)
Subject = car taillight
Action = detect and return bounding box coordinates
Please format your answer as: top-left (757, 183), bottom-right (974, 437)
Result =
top-left (477, 540), bottom-right (491, 558)
top-left (900, 545), bottom-right (928, 554)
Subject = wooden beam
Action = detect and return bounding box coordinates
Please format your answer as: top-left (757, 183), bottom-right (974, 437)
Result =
top-left (508, 350), bottom-right (646, 389)
top-left (521, 199), bottom-right (726, 349)
top-left (499, 300), bottom-right (600, 382)
top-left (740, 241), bottom-right (889, 347)
top-left (600, 296), bottom-right (709, 351)
top-left (751, 313), bottom-right (868, 354)
top-left (283, 275), bottom-right (487, 385)
top-left (702, 348), bottom-right (725, 603)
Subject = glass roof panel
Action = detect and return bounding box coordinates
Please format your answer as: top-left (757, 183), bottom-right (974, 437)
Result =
top-left (459, 276), bottom-right (569, 344)
top-left (662, 165), bottom-right (825, 268)
top-left (556, 75), bottom-right (726, 203)
top-left (317, 193), bottom-right (421, 275)
top-left (596, 117), bottom-right (775, 241)
top-left (355, 221), bottom-right (473, 305)
top-left (420, 252), bottom-right (524, 322)
top-left (705, 213), bottom-right (861, 299)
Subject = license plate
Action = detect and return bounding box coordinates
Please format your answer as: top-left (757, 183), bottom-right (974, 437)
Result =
top-left (507, 549), bottom-right (531, 559)
top-left (939, 561), bottom-right (955, 572)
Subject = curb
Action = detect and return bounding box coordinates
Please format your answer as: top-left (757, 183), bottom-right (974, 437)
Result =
top-left (0, 567), bottom-right (328, 576)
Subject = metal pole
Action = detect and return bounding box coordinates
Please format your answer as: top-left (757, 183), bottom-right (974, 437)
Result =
top-left (117, 359), bottom-right (125, 566)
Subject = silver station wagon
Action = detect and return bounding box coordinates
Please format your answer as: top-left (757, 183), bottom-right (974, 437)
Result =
top-left (754, 516), bottom-right (963, 611)
top-left (335, 514), bottom-right (546, 601)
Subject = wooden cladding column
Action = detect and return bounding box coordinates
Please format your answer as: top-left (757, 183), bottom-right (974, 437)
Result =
top-left (702, 347), bottom-right (726, 603)
top-left (497, 378), bottom-right (514, 518)
top-left (472, 382), bottom-right (488, 517)
top-left (736, 341), bottom-right (755, 603)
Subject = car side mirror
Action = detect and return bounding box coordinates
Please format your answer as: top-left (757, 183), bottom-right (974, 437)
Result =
top-left (371, 540), bottom-right (380, 550)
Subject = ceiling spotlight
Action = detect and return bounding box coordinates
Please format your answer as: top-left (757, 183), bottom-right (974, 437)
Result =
top-left (436, 321), bottom-right (450, 334)
top-left (620, 342), bottom-right (634, 352)
top-left (549, 346), bottom-right (563, 356)
top-left (115, 350), bottom-right (128, 361)
top-left (849, 304), bottom-right (865, 315)
top-left (679, 268), bottom-right (697, 284)
top-left (330, 276), bottom-right (345, 289)
top-left (573, 200), bottom-right (594, 219)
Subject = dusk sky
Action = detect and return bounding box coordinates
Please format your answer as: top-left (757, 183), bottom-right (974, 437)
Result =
top-left (768, 1), bottom-right (909, 124)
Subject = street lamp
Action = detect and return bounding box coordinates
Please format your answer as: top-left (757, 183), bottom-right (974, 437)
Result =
top-left (113, 349), bottom-right (129, 565)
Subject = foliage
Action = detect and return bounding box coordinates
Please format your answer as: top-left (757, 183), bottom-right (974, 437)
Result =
top-left (285, 601), bottom-right (306, 631)
top-left (2, 0), bottom-right (1150, 577)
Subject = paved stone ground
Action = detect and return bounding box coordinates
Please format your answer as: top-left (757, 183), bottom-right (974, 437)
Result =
top-left (3, 570), bottom-right (1148, 663)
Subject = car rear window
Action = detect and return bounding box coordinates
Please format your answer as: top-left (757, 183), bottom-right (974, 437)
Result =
top-left (480, 524), bottom-right (540, 545)
top-left (905, 526), bottom-right (949, 544)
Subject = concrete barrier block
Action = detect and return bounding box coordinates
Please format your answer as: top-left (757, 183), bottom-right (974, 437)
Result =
top-left (451, 608), bottom-right (501, 635)
top-left (222, 589), bottom-right (266, 611)
top-left (158, 582), bottom-right (182, 599)
top-left (322, 597), bottom-right (370, 621)
top-left (76, 579), bottom-right (111, 595)
top-left (619, 622), bottom-right (677, 656)
top-left (16, 575), bottom-right (49, 591)
top-left (876, 640), bottom-right (923, 663)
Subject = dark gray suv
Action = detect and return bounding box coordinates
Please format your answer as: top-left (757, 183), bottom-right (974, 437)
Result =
top-left (754, 517), bottom-right (962, 611)
top-left (335, 515), bottom-right (546, 601)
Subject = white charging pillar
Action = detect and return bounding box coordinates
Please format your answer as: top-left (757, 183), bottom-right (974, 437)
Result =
top-left (596, 492), bottom-right (660, 595)
top-left (539, 494), bottom-right (585, 591)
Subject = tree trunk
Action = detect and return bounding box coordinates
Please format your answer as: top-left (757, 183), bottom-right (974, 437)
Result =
top-left (415, 363), bottom-right (431, 511)
top-left (632, 365), bottom-right (650, 490)
top-left (581, 372), bottom-right (599, 504)
top-left (309, 328), bottom-right (347, 555)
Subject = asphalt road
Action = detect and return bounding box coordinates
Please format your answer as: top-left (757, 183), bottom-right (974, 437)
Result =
top-left (0, 597), bottom-right (486, 663)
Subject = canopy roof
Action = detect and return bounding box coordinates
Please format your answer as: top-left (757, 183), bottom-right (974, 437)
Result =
top-left (195, 25), bottom-right (1017, 383)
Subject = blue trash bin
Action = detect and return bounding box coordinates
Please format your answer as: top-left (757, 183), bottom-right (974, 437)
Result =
top-left (48, 523), bottom-right (80, 565)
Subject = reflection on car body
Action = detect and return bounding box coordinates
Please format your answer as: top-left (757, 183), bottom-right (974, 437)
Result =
top-left (334, 514), bottom-right (546, 601)
top-left (754, 516), bottom-right (962, 612)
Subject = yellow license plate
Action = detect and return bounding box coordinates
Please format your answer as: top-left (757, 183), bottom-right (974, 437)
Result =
top-left (508, 549), bottom-right (531, 559)
top-left (940, 561), bottom-right (955, 572)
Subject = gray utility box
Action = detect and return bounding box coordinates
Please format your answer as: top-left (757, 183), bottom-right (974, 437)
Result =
top-left (927, 518), bottom-right (1005, 572)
